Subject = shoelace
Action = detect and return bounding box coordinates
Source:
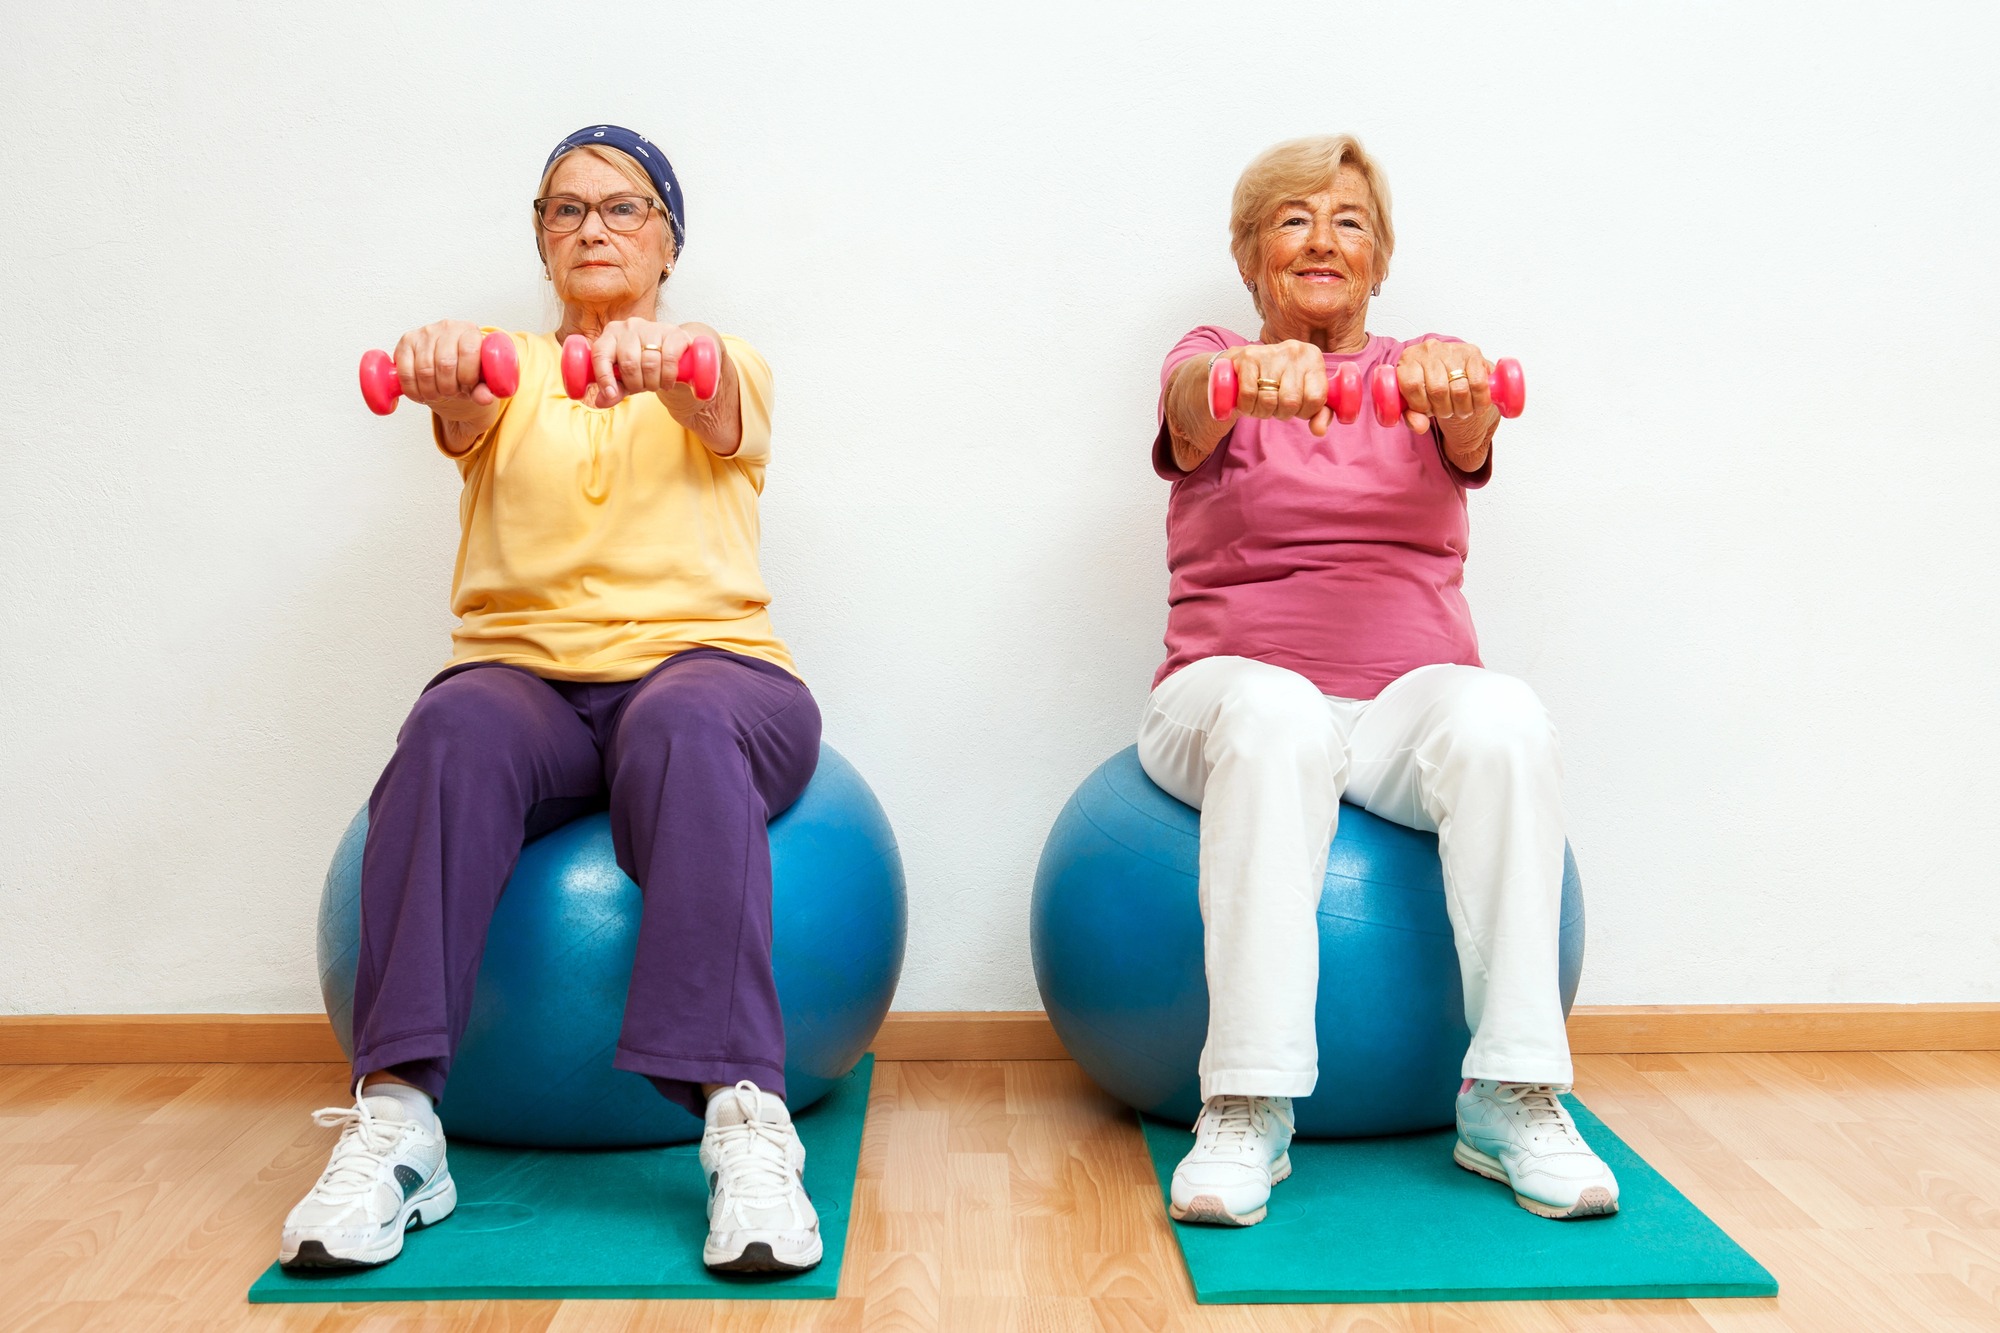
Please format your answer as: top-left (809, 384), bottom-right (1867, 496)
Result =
top-left (1492, 1083), bottom-right (1582, 1148)
top-left (711, 1080), bottom-right (798, 1203)
top-left (307, 1082), bottom-right (411, 1202)
top-left (1193, 1094), bottom-right (1295, 1156)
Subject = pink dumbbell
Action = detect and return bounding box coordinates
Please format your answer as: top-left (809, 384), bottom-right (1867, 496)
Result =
top-left (1208, 355), bottom-right (1526, 425)
top-left (561, 333), bottom-right (721, 403)
top-left (358, 332), bottom-right (520, 416)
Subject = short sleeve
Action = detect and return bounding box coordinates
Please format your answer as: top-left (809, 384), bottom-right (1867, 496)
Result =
top-left (1153, 325), bottom-right (1243, 480)
top-left (431, 328), bottom-right (526, 462)
top-left (720, 335), bottom-right (774, 466)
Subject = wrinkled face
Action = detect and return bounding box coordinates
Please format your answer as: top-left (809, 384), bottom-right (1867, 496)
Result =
top-left (538, 153), bottom-right (674, 308)
top-left (1247, 164), bottom-right (1379, 335)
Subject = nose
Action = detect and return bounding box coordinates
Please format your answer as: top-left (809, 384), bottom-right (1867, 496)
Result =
top-left (577, 207), bottom-right (610, 243)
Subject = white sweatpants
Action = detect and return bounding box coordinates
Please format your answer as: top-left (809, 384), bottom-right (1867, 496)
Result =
top-left (1136, 655), bottom-right (1574, 1099)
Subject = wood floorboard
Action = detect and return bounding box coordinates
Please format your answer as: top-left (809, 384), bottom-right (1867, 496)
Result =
top-left (0, 1054), bottom-right (1992, 1330)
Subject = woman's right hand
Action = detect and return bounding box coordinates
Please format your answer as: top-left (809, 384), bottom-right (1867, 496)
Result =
top-left (1216, 340), bottom-right (1334, 436)
top-left (393, 321), bottom-right (504, 424)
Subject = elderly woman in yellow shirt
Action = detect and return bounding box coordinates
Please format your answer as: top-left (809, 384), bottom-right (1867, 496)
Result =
top-left (280, 126), bottom-right (823, 1276)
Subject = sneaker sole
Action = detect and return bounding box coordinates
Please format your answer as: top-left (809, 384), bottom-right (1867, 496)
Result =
top-left (1451, 1141), bottom-right (1618, 1219)
top-left (1168, 1152), bottom-right (1291, 1227)
top-left (279, 1170), bottom-right (458, 1269)
top-left (704, 1236), bottom-right (824, 1273)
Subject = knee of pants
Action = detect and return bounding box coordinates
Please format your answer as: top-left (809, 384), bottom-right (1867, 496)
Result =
top-left (616, 689), bottom-right (741, 759)
top-left (1432, 673), bottom-right (1561, 774)
top-left (395, 670), bottom-right (547, 768)
top-left (1207, 669), bottom-right (1340, 769)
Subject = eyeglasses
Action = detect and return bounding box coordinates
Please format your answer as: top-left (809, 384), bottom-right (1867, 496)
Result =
top-left (533, 194), bottom-right (663, 235)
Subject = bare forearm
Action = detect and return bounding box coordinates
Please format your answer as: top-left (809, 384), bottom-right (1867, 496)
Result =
top-left (1439, 407), bottom-right (1498, 473)
top-left (434, 404), bottom-right (503, 457)
top-left (1165, 354), bottom-right (1233, 473)
top-left (668, 321), bottom-right (742, 455)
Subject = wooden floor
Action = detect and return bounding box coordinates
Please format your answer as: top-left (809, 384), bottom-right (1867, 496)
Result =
top-left (4, 1054), bottom-right (1999, 1331)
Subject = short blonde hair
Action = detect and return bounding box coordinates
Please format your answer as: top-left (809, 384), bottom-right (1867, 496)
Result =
top-left (1229, 135), bottom-right (1394, 289)
top-left (533, 144), bottom-right (675, 271)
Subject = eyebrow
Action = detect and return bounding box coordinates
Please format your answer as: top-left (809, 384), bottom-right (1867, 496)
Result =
top-left (540, 191), bottom-right (650, 205)
top-left (1278, 198), bottom-right (1369, 212)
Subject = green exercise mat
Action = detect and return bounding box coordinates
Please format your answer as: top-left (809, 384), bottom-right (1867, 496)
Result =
top-left (249, 1056), bottom-right (872, 1304)
top-left (1140, 1094), bottom-right (1776, 1305)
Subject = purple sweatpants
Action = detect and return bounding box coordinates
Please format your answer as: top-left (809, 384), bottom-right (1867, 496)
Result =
top-left (351, 648), bottom-right (821, 1114)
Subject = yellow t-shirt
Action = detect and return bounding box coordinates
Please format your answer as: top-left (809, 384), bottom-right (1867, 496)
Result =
top-left (434, 330), bottom-right (797, 682)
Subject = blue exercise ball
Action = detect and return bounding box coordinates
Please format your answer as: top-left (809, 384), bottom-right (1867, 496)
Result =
top-left (319, 743), bottom-right (906, 1148)
top-left (1031, 746), bottom-right (1584, 1138)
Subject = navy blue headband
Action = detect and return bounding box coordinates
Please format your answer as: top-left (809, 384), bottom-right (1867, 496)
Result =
top-left (544, 125), bottom-right (685, 257)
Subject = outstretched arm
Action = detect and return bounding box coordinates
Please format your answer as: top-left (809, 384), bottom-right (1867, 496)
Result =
top-left (1394, 339), bottom-right (1501, 475)
top-left (1162, 341), bottom-right (1334, 473)
top-left (395, 321), bottom-right (507, 457)
top-left (587, 319), bottom-right (747, 456)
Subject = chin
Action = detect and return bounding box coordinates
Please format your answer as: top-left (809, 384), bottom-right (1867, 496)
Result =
top-left (567, 271), bottom-right (630, 294)
top-left (1279, 300), bottom-right (1357, 328)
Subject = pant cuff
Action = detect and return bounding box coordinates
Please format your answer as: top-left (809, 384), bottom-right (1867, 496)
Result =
top-left (1199, 1068), bottom-right (1318, 1101)
top-left (615, 1047), bottom-right (787, 1116)
top-left (1462, 1057), bottom-right (1574, 1086)
top-left (353, 1031), bottom-right (454, 1100)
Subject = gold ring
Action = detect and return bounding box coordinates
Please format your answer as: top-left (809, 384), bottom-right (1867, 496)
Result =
top-left (1447, 368), bottom-right (1469, 383)
top-left (641, 342), bottom-right (662, 353)
top-left (1256, 377), bottom-right (1282, 391)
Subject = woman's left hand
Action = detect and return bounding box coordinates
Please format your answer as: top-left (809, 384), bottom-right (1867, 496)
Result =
top-left (1393, 339), bottom-right (1498, 437)
top-left (586, 318), bottom-right (701, 409)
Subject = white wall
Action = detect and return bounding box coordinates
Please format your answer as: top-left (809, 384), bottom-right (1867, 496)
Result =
top-left (3, 2), bottom-right (1996, 1015)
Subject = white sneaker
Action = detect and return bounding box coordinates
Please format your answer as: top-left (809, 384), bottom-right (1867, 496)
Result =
top-left (1169, 1095), bottom-right (1295, 1226)
top-left (279, 1083), bottom-right (456, 1269)
top-left (699, 1081), bottom-right (822, 1272)
top-left (1454, 1081), bottom-right (1620, 1219)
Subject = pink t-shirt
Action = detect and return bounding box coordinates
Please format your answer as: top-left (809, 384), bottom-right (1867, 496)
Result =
top-left (1152, 326), bottom-right (1491, 701)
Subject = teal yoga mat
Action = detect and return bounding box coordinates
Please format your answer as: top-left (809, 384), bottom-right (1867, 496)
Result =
top-left (249, 1056), bottom-right (872, 1304)
top-left (1140, 1095), bottom-right (1776, 1304)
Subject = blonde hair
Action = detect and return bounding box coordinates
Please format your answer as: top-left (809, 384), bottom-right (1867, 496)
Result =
top-left (533, 144), bottom-right (675, 274)
top-left (1229, 135), bottom-right (1394, 295)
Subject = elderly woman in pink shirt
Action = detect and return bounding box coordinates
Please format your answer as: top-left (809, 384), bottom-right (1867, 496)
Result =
top-left (1143, 135), bottom-right (1619, 1228)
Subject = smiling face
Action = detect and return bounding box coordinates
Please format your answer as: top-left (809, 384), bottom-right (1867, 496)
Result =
top-left (538, 151), bottom-right (674, 313)
top-left (1245, 164), bottom-right (1380, 343)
